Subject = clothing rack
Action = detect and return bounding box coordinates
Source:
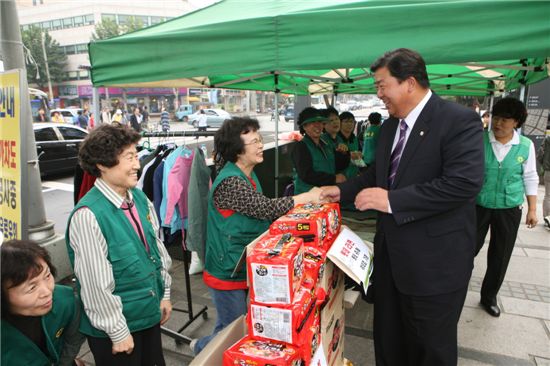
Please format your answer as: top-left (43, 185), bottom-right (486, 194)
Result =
top-left (160, 248), bottom-right (208, 345)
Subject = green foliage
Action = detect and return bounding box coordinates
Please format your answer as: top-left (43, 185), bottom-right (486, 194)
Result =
top-left (92, 18), bottom-right (121, 40)
top-left (21, 25), bottom-right (67, 88)
top-left (92, 17), bottom-right (145, 41)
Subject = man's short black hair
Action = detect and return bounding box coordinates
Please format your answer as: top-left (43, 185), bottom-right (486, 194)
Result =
top-left (370, 48), bottom-right (430, 89)
top-left (79, 124), bottom-right (141, 177)
top-left (321, 107), bottom-right (339, 119)
top-left (492, 97), bottom-right (527, 128)
top-left (339, 111), bottom-right (355, 121)
top-left (214, 117), bottom-right (260, 169)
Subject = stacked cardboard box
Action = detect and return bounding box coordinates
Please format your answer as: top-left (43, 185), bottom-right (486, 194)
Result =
top-left (223, 204), bottom-right (344, 366)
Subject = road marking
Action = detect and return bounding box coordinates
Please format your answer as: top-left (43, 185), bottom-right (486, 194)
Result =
top-left (41, 188), bottom-right (56, 193)
top-left (42, 181), bottom-right (74, 192)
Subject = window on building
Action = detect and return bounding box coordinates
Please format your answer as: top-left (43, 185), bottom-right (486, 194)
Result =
top-left (41, 21), bottom-right (51, 30)
top-left (65, 45), bottom-right (76, 55)
top-left (63, 18), bottom-right (73, 28)
top-left (73, 16), bottom-right (84, 26)
top-left (150, 16), bottom-right (164, 24)
top-left (84, 14), bottom-right (95, 25)
top-left (118, 14), bottom-right (130, 25)
top-left (21, 24), bottom-right (29, 31)
top-left (68, 71), bottom-right (79, 81)
top-left (78, 70), bottom-right (90, 80)
top-left (32, 0), bottom-right (37, 6)
top-left (76, 44), bottom-right (88, 54)
top-left (51, 19), bottom-right (62, 30)
top-left (101, 13), bottom-right (116, 22)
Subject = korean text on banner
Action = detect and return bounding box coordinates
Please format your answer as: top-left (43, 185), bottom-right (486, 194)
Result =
top-left (0, 70), bottom-right (22, 240)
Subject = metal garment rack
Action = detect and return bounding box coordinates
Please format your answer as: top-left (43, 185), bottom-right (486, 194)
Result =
top-left (141, 130), bottom-right (213, 344)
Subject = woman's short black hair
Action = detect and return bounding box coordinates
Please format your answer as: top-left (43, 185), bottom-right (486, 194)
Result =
top-left (214, 117), bottom-right (260, 170)
top-left (1, 240), bottom-right (57, 317)
top-left (321, 107), bottom-right (339, 119)
top-left (79, 124), bottom-right (141, 177)
top-left (339, 111), bottom-right (355, 122)
top-left (492, 97), bottom-right (528, 128)
top-left (368, 112), bottom-right (382, 125)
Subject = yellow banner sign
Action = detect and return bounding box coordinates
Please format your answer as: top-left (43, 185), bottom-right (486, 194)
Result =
top-left (0, 70), bottom-right (22, 240)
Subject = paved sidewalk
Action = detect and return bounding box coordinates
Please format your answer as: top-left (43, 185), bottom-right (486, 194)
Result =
top-left (76, 185), bottom-right (549, 365)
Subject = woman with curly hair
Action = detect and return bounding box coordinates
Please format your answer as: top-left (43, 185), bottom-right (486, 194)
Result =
top-left (66, 124), bottom-right (172, 365)
top-left (193, 117), bottom-right (321, 354)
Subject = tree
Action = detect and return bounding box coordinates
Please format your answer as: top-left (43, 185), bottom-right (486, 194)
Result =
top-left (92, 17), bottom-right (144, 41)
top-left (21, 25), bottom-right (67, 89)
top-left (92, 18), bottom-right (121, 40)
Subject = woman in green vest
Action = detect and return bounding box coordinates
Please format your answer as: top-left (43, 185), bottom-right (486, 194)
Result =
top-left (320, 107), bottom-right (351, 177)
top-left (193, 117), bottom-right (321, 354)
top-left (292, 107), bottom-right (347, 195)
top-left (1, 239), bottom-right (84, 366)
top-left (66, 124), bottom-right (173, 365)
top-left (338, 111), bottom-right (362, 179)
top-left (475, 97), bottom-right (538, 318)
top-left (362, 112), bottom-right (382, 166)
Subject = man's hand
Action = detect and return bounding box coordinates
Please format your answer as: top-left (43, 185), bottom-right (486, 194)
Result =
top-left (336, 143), bottom-right (349, 152)
top-left (320, 186), bottom-right (341, 203)
top-left (335, 174), bottom-right (347, 183)
top-left (526, 211), bottom-right (538, 228)
top-left (112, 335), bottom-right (134, 355)
top-left (355, 188), bottom-right (389, 212)
top-left (160, 299), bottom-right (173, 325)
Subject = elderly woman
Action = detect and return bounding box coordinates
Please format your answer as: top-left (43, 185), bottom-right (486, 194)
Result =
top-left (475, 97), bottom-right (538, 317)
top-left (1, 239), bottom-right (85, 366)
top-left (193, 117), bottom-right (320, 354)
top-left (291, 107), bottom-right (347, 195)
top-left (66, 124), bottom-right (172, 365)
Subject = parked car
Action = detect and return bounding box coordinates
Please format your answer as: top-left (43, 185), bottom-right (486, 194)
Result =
top-left (33, 123), bottom-right (88, 176)
top-left (50, 108), bottom-right (83, 124)
top-left (188, 108), bottom-right (231, 128)
top-left (175, 104), bottom-right (194, 121)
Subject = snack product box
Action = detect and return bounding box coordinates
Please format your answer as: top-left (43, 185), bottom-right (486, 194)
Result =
top-left (248, 286), bottom-right (318, 345)
top-left (247, 233), bottom-right (304, 304)
top-left (290, 203), bottom-right (341, 247)
top-left (321, 283), bottom-right (345, 366)
top-left (270, 211), bottom-right (328, 249)
top-left (223, 336), bottom-right (303, 366)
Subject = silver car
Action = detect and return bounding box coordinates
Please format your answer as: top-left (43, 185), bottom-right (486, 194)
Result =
top-left (189, 108), bottom-right (231, 128)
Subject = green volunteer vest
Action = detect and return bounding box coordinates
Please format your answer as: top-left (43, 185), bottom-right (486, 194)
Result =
top-left (362, 125), bottom-right (380, 165)
top-left (476, 133), bottom-right (531, 209)
top-left (1, 285), bottom-right (76, 366)
top-left (293, 135), bottom-right (336, 194)
top-left (205, 162), bottom-right (270, 281)
top-left (66, 187), bottom-right (164, 337)
top-left (339, 132), bottom-right (359, 178)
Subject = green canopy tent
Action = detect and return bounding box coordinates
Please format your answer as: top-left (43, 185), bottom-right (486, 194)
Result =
top-left (88, 0), bottom-right (550, 196)
top-left (89, 0), bottom-right (550, 96)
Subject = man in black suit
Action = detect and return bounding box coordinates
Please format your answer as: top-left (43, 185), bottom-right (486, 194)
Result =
top-left (321, 48), bottom-right (484, 366)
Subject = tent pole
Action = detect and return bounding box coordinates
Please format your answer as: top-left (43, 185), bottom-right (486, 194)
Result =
top-left (274, 77), bottom-right (280, 198)
top-left (488, 95), bottom-right (494, 130)
top-left (519, 84), bottom-right (526, 102)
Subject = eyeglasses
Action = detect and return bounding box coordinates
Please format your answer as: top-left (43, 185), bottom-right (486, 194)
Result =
top-left (244, 136), bottom-right (264, 146)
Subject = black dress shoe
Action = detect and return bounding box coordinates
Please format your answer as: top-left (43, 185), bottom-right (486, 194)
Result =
top-left (480, 301), bottom-right (501, 317)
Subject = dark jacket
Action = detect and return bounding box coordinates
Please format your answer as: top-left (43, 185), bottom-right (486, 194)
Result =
top-left (338, 93), bottom-right (484, 296)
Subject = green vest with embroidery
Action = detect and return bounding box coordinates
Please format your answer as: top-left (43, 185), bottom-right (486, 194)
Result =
top-left (340, 132), bottom-right (359, 178)
top-left (477, 132), bottom-right (531, 209)
top-left (205, 162), bottom-right (271, 281)
top-left (362, 124), bottom-right (380, 165)
top-left (1, 285), bottom-right (76, 366)
top-left (65, 187), bottom-right (165, 337)
top-left (293, 135), bottom-right (336, 194)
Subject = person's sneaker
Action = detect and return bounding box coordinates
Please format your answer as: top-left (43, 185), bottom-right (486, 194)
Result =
top-left (189, 338), bottom-right (198, 354)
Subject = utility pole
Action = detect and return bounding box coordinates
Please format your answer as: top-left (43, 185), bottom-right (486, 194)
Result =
top-left (1, 0), bottom-right (73, 278)
top-left (40, 32), bottom-right (54, 102)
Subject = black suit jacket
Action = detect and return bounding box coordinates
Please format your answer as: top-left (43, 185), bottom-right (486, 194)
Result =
top-left (339, 93), bottom-right (484, 296)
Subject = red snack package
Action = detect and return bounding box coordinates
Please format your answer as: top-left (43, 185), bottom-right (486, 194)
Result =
top-left (291, 203), bottom-right (341, 249)
top-left (302, 246), bottom-right (326, 291)
top-left (270, 212), bottom-right (327, 249)
top-left (247, 233), bottom-right (304, 304)
top-left (248, 286), bottom-right (317, 345)
top-left (223, 336), bottom-right (303, 366)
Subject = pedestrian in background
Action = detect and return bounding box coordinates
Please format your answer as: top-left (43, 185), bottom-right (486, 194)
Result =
top-left (51, 111), bottom-right (64, 123)
top-left (130, 107), bottom-right (142, 132)
top-left (321, 48), bottom-right (484, 366)
top-left (538, 128), bottom-right (550, 228)
top-left (66, 124), bottom-right (172, 365)
top-left (196, 109), bottom-right (208, 139)
top-left (77, 110), bottom-right (89, 129)
top-left (160, 107), bottom-right (170, 132)
top-left (1, 239), bottom-right (85, 366)
top-left (362, 112), bottom-right (382, 167)
top-left (142, 106), bottom-right (149, 125)
top-left (112, 109), bottom-right (123, 124)
top-left (475, 97), bottom-right (538, 317)
top-left (482, 111), bottom-right (490, 130)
